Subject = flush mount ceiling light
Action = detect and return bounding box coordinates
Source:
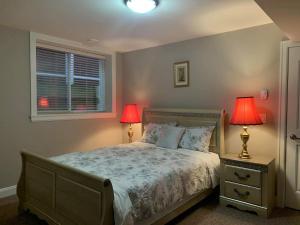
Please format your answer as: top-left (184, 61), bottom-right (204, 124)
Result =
top-left (125, 0), bottom-right (159, 14)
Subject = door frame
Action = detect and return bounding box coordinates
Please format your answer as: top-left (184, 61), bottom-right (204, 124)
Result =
top-left (278, 40), bottom-right (300, 207)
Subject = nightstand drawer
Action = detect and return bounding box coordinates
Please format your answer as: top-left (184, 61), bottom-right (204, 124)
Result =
top-left (224, 181), bottom-right (261, 205)
top-left (225, 165), bottom-right (261, 187)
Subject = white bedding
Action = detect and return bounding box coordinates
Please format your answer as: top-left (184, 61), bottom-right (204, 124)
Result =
top-left (51, 142), bottom-right (220, 225)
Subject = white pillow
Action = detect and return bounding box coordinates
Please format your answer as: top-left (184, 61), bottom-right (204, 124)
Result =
top-left (179, 126), bottom-right (215, 152)
top-left (156, 125), bottom-right (185, 149)
top-left (141, 122), bottom-right (177, 144)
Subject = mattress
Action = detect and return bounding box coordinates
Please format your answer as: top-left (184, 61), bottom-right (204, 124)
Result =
top-left (51, 142), bottom-right (220, 225)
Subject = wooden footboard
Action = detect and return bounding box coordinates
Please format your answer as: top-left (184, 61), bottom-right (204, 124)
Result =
top-left (17, 151), bottom-right (114, 225)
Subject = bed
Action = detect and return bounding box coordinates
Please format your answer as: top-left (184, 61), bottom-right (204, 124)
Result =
top-left (17, 108), bottom-right (225, 225)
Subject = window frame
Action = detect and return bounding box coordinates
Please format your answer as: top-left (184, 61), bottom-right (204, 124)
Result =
top-left (30, 32), bottom-right (116, 122)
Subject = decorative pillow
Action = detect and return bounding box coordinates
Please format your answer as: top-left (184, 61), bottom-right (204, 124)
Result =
top-left (141, 122), bottom-right (177, 144)
top-left (141, 123), bottom-right (161, 144)
top-left (179, 126), bottom-right (215, 152)
top-left (156, 125), bottom-right (185, 149)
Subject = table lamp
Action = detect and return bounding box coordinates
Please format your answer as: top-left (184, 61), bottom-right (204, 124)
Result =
top-left (230, 97), bottom-right (263, 159)
top-left (120, 104), bottom-right (141, 143)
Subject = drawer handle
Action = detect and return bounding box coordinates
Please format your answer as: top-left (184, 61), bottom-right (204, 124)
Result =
top-left (290, 134), bottom-right (300, 141)
top-left (234, 172), bottom-right (250, 180)
top-left (234, 188), bottom-right (250, 197)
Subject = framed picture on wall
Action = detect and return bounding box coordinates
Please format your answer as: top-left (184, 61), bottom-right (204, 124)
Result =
top-left (173, 61), bottom-right (189, 87)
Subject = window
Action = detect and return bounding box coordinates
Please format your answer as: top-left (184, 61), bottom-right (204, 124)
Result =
top-left (30, 33), bottom-right (116, 121)
top-left (36, 47), bottom-right (105, 113)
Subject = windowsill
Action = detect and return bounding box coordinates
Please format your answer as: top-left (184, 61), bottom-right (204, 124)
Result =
top-left (31, 112), bottom-right (117, 122)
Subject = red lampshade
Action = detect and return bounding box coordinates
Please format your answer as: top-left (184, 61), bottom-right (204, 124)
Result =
top-left (120, 104), bottom-right (141, 124)
top-left (230, 97), bottom-right (263, 125)
top-left (38, 97), bottom-right (49, 108)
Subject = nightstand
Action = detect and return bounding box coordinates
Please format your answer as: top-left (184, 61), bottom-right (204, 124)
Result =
top-left (220, 153), bottom-right (275, 217)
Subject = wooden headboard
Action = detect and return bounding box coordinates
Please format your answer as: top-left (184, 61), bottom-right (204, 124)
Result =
top-left (142, 108), bottom-right (225, 155)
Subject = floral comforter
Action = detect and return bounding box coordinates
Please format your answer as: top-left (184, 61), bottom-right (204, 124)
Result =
top-left (50, 142), bottom-right (220, 225)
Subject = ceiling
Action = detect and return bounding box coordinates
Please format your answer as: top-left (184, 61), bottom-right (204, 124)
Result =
top-left (255, 0), bottom-right (300, 41)
top-left (0, 0), bottom-right (272, 52)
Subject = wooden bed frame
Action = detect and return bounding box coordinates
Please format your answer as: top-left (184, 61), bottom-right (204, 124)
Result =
top-left (17, 108), bottom-right (225, 225)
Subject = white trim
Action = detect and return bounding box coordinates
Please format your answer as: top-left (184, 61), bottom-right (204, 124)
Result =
top-left (30, 32), bottom-right (38, 118)
top-left (30, 32), bottom-right (117, 121)
top-left (277, 40), bottom-right (300, 207)
top-left (0, 185), bottom-right (16, 199)
top-left (111, 53), bottom-right (117, 115)
top-left (31, 112), bottom-right (117, 122)
top-left (37, 42), bottom-right (106, 60)
top-left (34, 33), bottom-right (113, 55)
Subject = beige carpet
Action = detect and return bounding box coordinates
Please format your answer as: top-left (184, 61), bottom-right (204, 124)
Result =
top-left (1, 195), bottom-right (300, 225)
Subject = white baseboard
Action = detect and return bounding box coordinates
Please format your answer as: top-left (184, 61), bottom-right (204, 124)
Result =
top-left (0, 185), bottom-right (16, 198)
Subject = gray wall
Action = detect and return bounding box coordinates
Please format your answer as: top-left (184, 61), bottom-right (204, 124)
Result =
top-left (0, 25), bottom-right (123, 188)
top-left (0, 23), bottom-right (285, 189)
top-left (122, 24), bottom-right (284, 158)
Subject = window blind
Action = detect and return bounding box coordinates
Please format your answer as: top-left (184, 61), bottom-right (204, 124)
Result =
top-left (36, 47), bottom-right (105, 114)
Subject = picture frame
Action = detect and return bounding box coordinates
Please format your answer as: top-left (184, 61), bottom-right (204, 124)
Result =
top-left (173, 61), bottom-right (189, 87)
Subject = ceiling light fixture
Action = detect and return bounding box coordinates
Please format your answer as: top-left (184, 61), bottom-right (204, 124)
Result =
top-left (125, 0), bottom-right (159, 14)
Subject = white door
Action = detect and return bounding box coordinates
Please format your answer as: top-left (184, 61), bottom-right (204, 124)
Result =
top-left (286, 46), bottom-right (300, 210)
